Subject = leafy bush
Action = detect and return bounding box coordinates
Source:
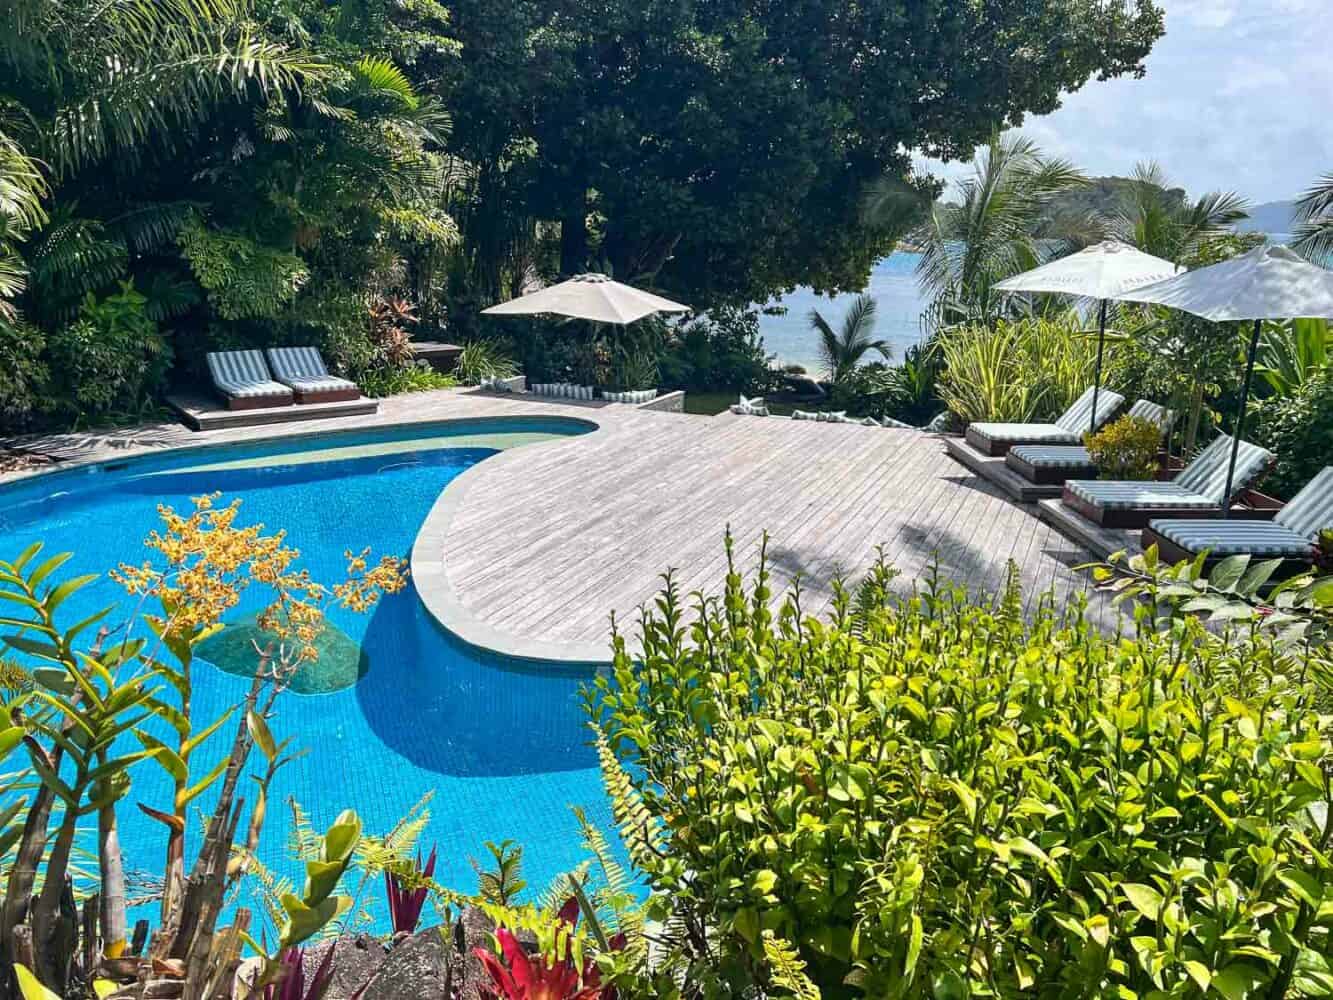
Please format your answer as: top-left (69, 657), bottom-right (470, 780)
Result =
top-left (178, 214), bottom-right (310, 321)
top-left (658, 306), bottom-right (776, 394)
top-left (1251, 366), bottom-right (1333, 500)
top-left (0, 317), bottom-right (48, 427)
top-left (358, 362), bottom-right (457, 398)
top-left (44, 281), bottom-right (170, 422)
top-left (937, 311), bottom-right (1108, 423)
top-left (589, 538), bottom-right (1333, 998)
top-left (1085, 412), bottom-right (1161, 480)
top-left (455, 338), bottom-right (519, 385)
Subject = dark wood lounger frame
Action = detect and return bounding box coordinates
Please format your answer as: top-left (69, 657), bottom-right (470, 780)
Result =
top-left (292, 385), bottom-right (361, 404)
top-left (1006, 451), bottom-right (1097, 485)
top-left (1063, 483), bottom-right (1284, 530)
top-left (224, 393), bottom-right (293, 411)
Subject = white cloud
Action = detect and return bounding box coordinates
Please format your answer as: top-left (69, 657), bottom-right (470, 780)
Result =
top-left (921, 0), bottom-right (1333, 204)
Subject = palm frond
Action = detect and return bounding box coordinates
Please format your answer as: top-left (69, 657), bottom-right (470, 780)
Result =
top-left (1293, 172), bottom-right (1333, 262)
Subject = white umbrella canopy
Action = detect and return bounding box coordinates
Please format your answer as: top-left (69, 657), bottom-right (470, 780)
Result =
top-left (993, 241), bottom-right (1179, 432)
top-left (993, 240), bottom-right (1179, 299)
top-left (481, 273), bottom-right (691, 325)
top-left (1119, 244), bottom-right (1333, 517)
top-left (1117, 244), bottom-right (1333, 319)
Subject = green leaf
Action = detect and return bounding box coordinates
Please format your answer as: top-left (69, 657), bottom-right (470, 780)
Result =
top-left (46, 574), bottom-right (100, 613)
top-left (14, 962), bottom-right (60, 1000)
top-left (752, 869), bottom-right (778, 894)
top-left (1278, 869), bottom-right (1323, 908)
top-left (1210, 963), bottom-right (1264, 1000)
top-left (247, 709), bottom-right (277, 762)
top-left (1209, 554), bottom-right (1250, 593)
top-left (182, 705), bottom-right (236, 757)
top-left (1121, 883), bottom-right (1164, 920)
top-left (27, 552), bottom-right (74, 593)
top-left (179, 755), bottom-right (229, 806)
top-left (134, 731), bottom-right (185, 782)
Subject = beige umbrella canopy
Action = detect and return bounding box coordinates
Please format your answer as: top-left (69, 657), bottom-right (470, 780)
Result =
top-left (481, 273), bottom-right (691, 325)
top-left (1120, 244), bottom-right (1333, 516)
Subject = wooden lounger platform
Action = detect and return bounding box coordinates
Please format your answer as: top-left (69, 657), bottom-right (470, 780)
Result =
top-left (1037, 498), bottom-right (1143, 561)
top-left (944, 436), bottom-right (1062, 502)
top-left (167, 391), bottom-right (379, 431)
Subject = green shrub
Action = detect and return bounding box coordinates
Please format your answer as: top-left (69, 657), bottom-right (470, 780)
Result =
top-left (658, 306), bottom-right (776, 393)
top-left (358, 362), bottom-right (457, 397)
top-left (1085, 412), bottom-right (1161, 480)
top-left (1251, 366), bottom-right (1333, 500)
top-left (938, 311), bottom-right (1110, 423)
top-left (0, 317), bottom-right (48, 427)
top-left (44, 282), bottom-right (170, 421)
top-left (455, 338), bottom-right (519, 385)
top-left (589, 539), bottom-right (1333, 998)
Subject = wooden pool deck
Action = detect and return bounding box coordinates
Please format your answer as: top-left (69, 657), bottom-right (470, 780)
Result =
top-left (2, 390), bottom-right (1122, 665)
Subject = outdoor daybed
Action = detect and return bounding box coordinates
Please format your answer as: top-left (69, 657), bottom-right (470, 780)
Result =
top-left (1061, 434), bottom-right (1275, 529)
top-left (205, 350), bottom-right (294, 410)
top-left (265, 347), bottom-right (361, 403)
top-left (964, 386), bottom-right (1125, 456)
top-left (1143, 465), bottom-right (1332, 568)
top-left (1005, 399), bottom-right (1175, 485)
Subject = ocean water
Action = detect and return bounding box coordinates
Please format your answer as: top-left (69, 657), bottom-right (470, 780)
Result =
top-left (0, 418), bottom-right (625, 935)
top-left (757, 251), bottom-right (927, 374)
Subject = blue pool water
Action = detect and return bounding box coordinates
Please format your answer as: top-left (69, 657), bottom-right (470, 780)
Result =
top-left (0, 418), bottom-right (618, 933)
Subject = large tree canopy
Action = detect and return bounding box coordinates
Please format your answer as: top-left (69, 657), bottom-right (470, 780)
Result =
top-left (441, 0), bottom-right (1166, 306)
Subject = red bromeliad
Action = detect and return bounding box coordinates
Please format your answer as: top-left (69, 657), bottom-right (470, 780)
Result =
top-left (385, 845), bottom-right (438, 935)
top-left (474, 897), bottom-right (625, 1000)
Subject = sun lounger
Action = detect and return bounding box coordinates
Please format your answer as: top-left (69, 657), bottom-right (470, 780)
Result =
top-left (205, 350), bottom-right (294, 410)
top-left (265, 347), bottom-right (361, 403)
top-left (1062, 434), bottom-right (1275, 529)
top-left (1143, 466), bottom-right (1332, 567)
top-left (1006, 400), bottom-right (1175, 485)
top-left (964, 386), bottom-right (1125, 456)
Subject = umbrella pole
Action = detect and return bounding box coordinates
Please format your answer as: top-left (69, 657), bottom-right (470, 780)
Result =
top-left (1221, 318), bottom-right (1263, 520)
top-left (1090, 299), bottom-right (1108, 434)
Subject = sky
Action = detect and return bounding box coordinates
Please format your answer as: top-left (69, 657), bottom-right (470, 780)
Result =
top-left (922, 0), bottom-right (1333, 206)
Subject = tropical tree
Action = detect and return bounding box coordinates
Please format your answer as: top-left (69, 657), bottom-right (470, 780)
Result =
top-left (912, 133), bottom-right (1087, 324)
top-left (1292, 171), bottom-right (1333, 262)
top-left (1102, 161), bottom-right (1249, 264)
top-left (810, 294), bottom-right (888, 383)
top-left (441, 0), bottom-right (1165, 308)
top-left (0, 0), bottom-right (325, 317)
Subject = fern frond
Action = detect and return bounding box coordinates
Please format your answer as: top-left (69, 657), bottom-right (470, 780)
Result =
top-left (594, 726), bottom-right (664, 874)
top-left (762, 931), bottom-right (822, 1000)
top-left (285, 797), bottom-right (320, 860)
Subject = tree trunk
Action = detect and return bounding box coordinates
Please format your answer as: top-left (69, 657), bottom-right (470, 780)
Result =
top-left (96, 786), bottom-right (129, 953)
top-left (560, 189), bottom-right (589, 276)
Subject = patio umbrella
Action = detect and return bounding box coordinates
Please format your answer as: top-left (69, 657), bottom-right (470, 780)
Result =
top-left (993, 241), bottom-right (1178, 431)
top-left (1119, 244), bottom-right (1333, 517)
top-left (481, 272), bottom-right (691, 324)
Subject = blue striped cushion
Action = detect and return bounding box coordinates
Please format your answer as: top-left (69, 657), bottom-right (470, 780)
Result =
top-left (266, 346), bottom-right (330, 380)
top-left (1008, 445), bottom-right (1095, 469)
top-left (1126, 399), bottom-right (1174, 431)
top-left (1275, 466), bottom-right (1333, 540)
top-left (285, 375), bottom-right (357, 393)
top-left (968, 423), bottom-right (1080, 446)
top-left (1175, 435), bottom-right (1274, 505)
top-left (205, 351), bottom-right (291, 399)
top-left (1055, 386), bottom-right (1125, 433)
top-left (1066, 480), bottom-right (1217, 511)
top-left (1150, 519), bottom-right (1316, 558)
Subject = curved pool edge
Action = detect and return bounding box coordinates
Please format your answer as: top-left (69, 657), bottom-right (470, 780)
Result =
top-left (1, 403), bottom-right (612, 666)
top-left (410, 444), bottom-right (615, 668)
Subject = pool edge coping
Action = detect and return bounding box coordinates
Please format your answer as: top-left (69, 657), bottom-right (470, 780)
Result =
top-left (410, 444), bottom-right (615, 668)
top-left (1, 400), bottom-right (614, 667)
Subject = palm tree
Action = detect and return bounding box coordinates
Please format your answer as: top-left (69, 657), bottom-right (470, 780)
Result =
top-left (810, 294), bottom-right (889, 383)
top-left (0, 0), bottom-right (326, 316)
top-left (914, 132), bottom-right (1087, 324)
top-left (1103, 162), bottom-right (1249, 264)
top-left (1292, 172), bottom-right (1333, 263)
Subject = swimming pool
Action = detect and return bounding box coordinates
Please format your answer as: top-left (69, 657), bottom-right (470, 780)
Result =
top-left (0, 417), bottom-right (618, 931)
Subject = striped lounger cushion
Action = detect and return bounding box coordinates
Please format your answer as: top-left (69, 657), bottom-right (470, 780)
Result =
top-left (1148, 520), bottom-right (1315, 558)
top-left (206, 351), bottom-right (292, 400)
top-left (1008, 445), bottom-right (1095, 469)
top-left (1066, 435), bottom-right (1275, 512)
top-left (265, 347), bottom-right (358, 393)
top-left (1148, 466), bottom-right (1333, 558)
top-left (1005, 400), bottom-right (1174, 481)
top-left (966, 386), bottom-right (1125, 454)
